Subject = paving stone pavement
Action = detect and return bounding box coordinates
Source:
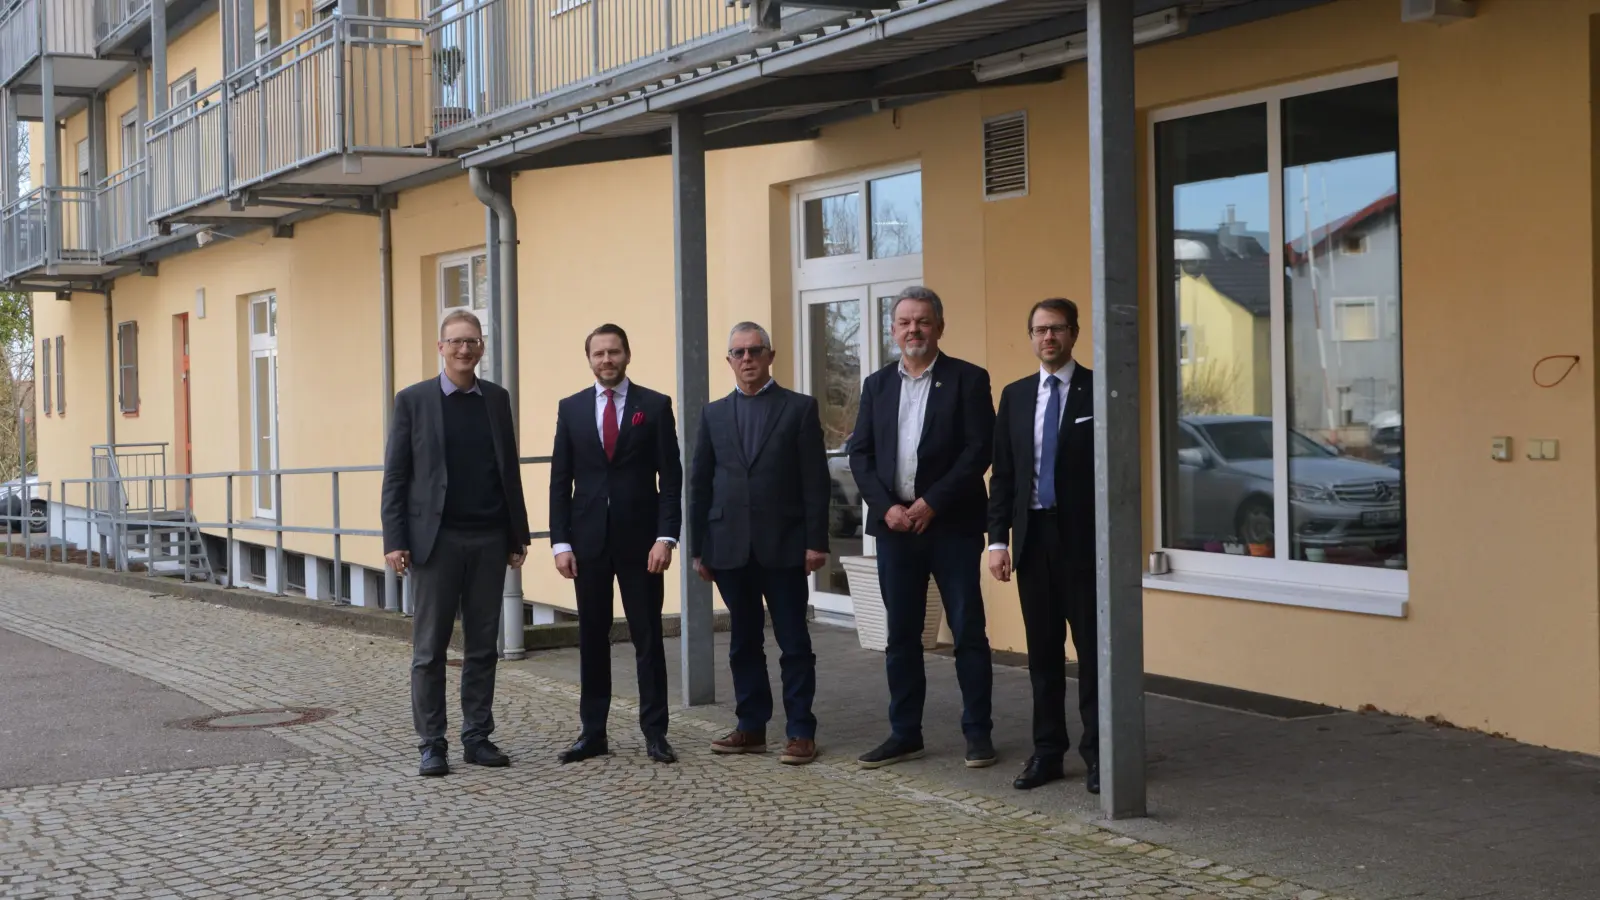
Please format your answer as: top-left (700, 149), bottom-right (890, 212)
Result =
top-left (0, 568), bottom-right (1355, 900)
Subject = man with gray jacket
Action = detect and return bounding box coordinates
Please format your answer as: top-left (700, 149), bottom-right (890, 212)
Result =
top-left (382, 310), bottom-right (530, 777)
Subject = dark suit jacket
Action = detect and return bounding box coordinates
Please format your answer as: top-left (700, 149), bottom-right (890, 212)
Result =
top-left (381, 376), bottom-right (531, 566)
top-left (846, 353), bottom-right (996, 538)
top-left (688, 384), bottom-right (829, 570)
top-left (987, 364), bottom-right (1095, 565)
top-left (548, 381), bottom-right (683, 562)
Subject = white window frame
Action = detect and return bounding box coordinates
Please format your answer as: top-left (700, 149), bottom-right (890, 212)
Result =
top-left (119, 109), bottom-right (140, 170)
top-left (1144, 62), bottom-right (1407, 617)
top-left (791, 163), bottom-right (924, 616)
top-left (1332, 297), bottom-right (1379, 342)
top-left (248, 292), bottom-right (279, 520)
top-left (438, 249), bottom-right (491, 379)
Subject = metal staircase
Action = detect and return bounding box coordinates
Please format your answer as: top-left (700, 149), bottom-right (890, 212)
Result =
top-left (91, 444), bottom-right (216, 583)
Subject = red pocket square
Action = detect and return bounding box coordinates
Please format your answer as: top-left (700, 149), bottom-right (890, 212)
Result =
top-left (632, 411), bottom-right (645, 426)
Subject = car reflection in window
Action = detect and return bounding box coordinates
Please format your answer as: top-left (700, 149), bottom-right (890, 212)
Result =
top-left (1173, 415), bottom-right (1404, 568)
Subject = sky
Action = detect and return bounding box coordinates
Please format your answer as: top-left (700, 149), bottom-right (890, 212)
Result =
top-left (1175, 153), bottom-right (1397, 243)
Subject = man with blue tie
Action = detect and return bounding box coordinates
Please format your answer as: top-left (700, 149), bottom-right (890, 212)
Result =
top-left (987, 298), bottom-right (1101, 794)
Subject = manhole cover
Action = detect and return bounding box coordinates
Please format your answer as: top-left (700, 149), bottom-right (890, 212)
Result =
top-left (170, 707), bottom-right (334, 731)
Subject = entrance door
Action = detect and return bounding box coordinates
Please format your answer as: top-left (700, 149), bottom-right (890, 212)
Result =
top-left (247, 293), bottom-right (279, 519)
top-left (792, 164), bottom-right (924, 620)
top-left (173, 314), bottom-right (192, 481)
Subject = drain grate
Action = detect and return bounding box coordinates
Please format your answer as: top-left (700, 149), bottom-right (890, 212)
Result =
top-left (170, 707), bottom-right (335, 732)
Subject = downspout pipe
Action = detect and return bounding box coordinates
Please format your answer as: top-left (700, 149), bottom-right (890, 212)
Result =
top-left (469, 166), bottom-right (525, 660)
top-left (379, 204), bottom-right (399, 612)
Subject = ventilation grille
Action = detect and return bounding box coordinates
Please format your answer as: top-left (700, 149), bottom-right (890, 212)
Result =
top-left (983, 111), bottom-right (1028, 200)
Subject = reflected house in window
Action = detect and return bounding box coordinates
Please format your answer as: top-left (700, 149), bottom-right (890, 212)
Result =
top-left (1173, 206), bottom-right (1272, 420)
top-left (1284, 189), bottom-right (1400, 442)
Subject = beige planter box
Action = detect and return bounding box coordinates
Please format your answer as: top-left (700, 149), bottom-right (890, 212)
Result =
top-left (840, 555), bottom-right (944, 653)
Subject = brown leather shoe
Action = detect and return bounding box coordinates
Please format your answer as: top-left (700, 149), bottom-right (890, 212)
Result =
top-left (779, 738), bottom-right (817, 765)
top-left (710, 729), bottom-right (767, 754)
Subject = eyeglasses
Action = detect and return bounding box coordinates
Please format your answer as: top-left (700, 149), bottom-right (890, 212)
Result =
top-left (727, 346), bottom-right (768, 360)
top-left (444, 337), bottom-right (485, 350)
top-left (1030, 325), bottom-right (1073, 338)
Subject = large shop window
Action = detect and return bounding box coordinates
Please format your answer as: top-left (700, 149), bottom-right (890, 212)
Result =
top-left (1150, 67), bottom-right (1405, 612)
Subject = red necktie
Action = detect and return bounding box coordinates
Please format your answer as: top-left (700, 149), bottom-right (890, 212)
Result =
top-left (602, 389), bottom-right (619, 460)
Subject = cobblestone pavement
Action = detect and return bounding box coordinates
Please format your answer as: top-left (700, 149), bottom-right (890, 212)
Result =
top-left (0, 568), bottom-right (1355, 900)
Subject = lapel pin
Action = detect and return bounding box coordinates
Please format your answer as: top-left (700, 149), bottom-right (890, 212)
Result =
top-left (935, 382), bottom-right (942, 388)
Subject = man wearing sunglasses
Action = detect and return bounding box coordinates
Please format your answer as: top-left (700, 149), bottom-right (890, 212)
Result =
top-left (688, 322), bottom-right (830, 765)
top-left (382, 310), bottom-right (530, 777)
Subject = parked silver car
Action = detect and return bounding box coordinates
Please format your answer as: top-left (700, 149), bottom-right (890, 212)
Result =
top-left (1173, 415), bottom-right (1403, 553)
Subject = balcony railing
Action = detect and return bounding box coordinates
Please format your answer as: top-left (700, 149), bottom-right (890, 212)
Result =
top-left (92, 0), bottom-right (147, 48)
top-left (228, 16), bottom-right (429, 190)
top-left (146, 80), bottom-right (225, 219)
top-left (425, 0), bottom-right (744, 135)
top-left (97, 158), bottom-right (153, 257)
top-left (0, 0), bottom-right (97, 84)
top-left (0, 185), bottom-right (97, 279)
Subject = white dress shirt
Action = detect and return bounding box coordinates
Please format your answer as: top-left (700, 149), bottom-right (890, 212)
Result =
top-left (990, 360), bottom-right (1076, 552)
top-left (894, 354), bottom-right (940, 503)
top-left (551, 377), bottom-right (677, 556)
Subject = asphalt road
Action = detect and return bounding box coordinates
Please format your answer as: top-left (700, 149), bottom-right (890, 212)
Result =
top-left (0, 625), bottom-right (303, 789)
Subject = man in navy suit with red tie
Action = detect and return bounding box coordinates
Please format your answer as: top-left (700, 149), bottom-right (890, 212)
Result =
top-left (549, 324), bottom-right (683, 765)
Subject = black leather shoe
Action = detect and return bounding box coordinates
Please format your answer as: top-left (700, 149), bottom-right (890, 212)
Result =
top-left (1085, 762), bottom-right (1101, 795)
top-left (645, 735), bottom-right (677, 764)
top-left (558, 734), bottom-right (610, 764)
top-left (418, 745), bottom-right (449, 777)
top-left (1013, 755), bottom-right (1065, 790)
top-left (965, 734), bottom-right (998, 768)
top-left (463, 740), bottom-right (510, 767)
top-left (858, 735), bottom-right (925, 769)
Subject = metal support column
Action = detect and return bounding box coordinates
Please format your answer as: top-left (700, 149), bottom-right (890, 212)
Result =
top-left (237, 0), bottom-right (257, 69)
top-left (89, 93), bottom-right (108, 185)
top-left (379, 205), bottom-right (399, 611)
top-left (671, 111), bottom-right (714, 707)
top-left (3, 90), bottom-right (18, 205)
top-left (468, 167), bottom-right (525, 660)
top-left (1087, 0), bottom-right (1146, 820)
top-left (151, 1), bottom-right (169, 118)
top-left (135, 58), bottom-right (149, 149)
top-left (42, 57), bottom-right (59, 260)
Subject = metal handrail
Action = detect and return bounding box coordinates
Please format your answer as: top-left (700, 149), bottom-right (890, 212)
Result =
top-left (146, 79), bottom-right (226, 219)
top-left (58, 454), bottom-right (556, 607)
top-left (96, 157), bottom-right (153, 256)
top-left (0, 185), bottom-right (97, 276)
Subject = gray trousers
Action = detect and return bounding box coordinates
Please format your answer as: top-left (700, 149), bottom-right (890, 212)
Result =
top-left (410, 526), bottom-right (507, 751)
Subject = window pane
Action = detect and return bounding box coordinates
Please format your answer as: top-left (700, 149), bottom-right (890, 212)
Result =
top-left (442, 263), bottom-right (470, 310)
top-left (1283, 78), bottom-right (1404, 570)
top-left (251, 300), bottom-right (268, 336)
top-left (803, 192), bottom-right (861, 258)
top-left (877, 294), bottom-right (902, 368)
top-left (1156, 103), bottom-right (1274, 555)
top-left (869, 171), bottom-right (922, 258)
top-left (470, 255), bottom-right (488, 311)
top-left (254, 355), bottom-right (274, 512)
top-left (808, 299), bottom-right (862, 596)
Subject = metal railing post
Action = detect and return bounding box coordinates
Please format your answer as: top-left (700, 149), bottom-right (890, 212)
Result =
top-left (225, 473), bottom-right (234, 588)
top-left (182, 476), bottom-right (192, 582)
top-left (273, 471), bottom-right (285, 595)
top-left (331, 470), bottom-right (343, 605)
top-left (18, 405), bottom-right (28, 554)
top-left (143, 473), bottom-right (153, 576)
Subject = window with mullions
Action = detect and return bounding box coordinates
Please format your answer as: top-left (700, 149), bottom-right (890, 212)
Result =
top-left (1154, 69), bottom-right (1404, 595)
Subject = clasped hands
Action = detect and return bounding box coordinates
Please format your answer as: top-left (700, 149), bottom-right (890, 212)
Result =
top-left (885, 498), bottom-right (936, 534)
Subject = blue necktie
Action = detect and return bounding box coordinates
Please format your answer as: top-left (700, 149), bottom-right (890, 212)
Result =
top-left (1038, 375), bottom-right (1061, 509)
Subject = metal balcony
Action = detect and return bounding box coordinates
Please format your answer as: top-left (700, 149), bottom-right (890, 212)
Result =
top-left (0, 185), bottom-right (105, 282)
top-left (92, 0), bottom-right (146, 50)
top-left (97, 157), bottom-right (156, 259)
top-left (425, 0), bottom-right (744, 142)
top-left (145, 79), bottom-right (225, 220)
top-left (0, 0), bottom-right (126, 91)
top-left (227, 15), bottom-right (439, 194)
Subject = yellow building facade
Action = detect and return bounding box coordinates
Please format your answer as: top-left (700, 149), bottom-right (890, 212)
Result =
top-left (9, 0), bottom-right (1600, 758)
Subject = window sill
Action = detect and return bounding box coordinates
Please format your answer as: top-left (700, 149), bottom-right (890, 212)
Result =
top-left (1142, 571), bottom-right (1407, 618)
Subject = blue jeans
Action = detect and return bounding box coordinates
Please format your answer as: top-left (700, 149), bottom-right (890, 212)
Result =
top-left (876, 530), bottom-right (993, 740)
top-left (712, 564), bottom-right (818, 740)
